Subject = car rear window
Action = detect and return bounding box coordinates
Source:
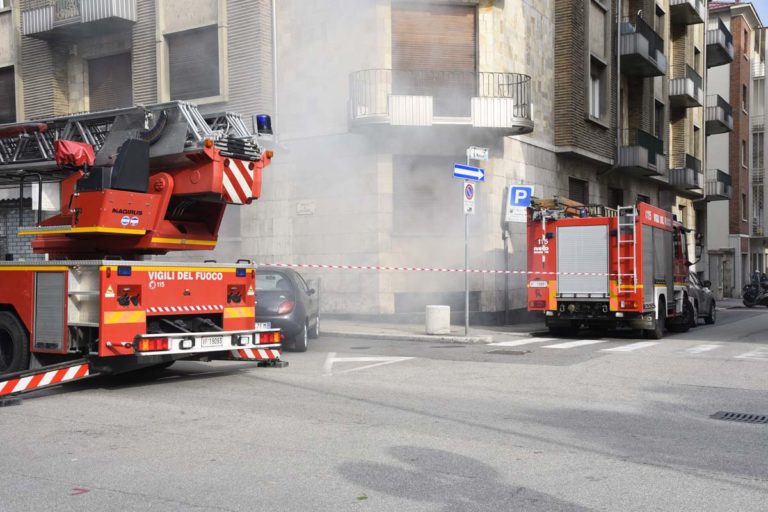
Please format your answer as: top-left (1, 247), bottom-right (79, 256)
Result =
top-left (256, 272), bottom-right (291, 291)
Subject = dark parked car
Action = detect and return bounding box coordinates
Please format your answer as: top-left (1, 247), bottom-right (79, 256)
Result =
top-left (255, 267), bottom-right (320, 352)
top-left (688, 272), bottom-right (716, 326)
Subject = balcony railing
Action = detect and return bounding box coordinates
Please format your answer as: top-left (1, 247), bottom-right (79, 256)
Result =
top-left (669, 154), bottom-right (704, 198)
top-left (753, 218), bottom-right (765, 237)
top-left (754, 60), bottom-right (766, 78)
top-left (618, 128), bottom-right (666, 177)
top-left (670, 0), bottom-right (705, 25)
top-left (705, 169), bottom-right (732, 201)
top-left (705, 95), bottom-right (733, 135)
top-left (620, 15), bottom-right (666, 77)
top-left (22, 0), bottom-right (136, 39)
top-left (670, 65), bottom-right (704, 108)
top-left (349, 69), bottom-right (534, 135)
top-left (754, 167), bottom-right (765, 185)
top-left (706, 18), bottom-right (734, 68)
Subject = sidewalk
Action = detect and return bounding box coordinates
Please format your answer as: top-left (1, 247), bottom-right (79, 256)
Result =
top-left (322, 297), bottom-right (744, 344)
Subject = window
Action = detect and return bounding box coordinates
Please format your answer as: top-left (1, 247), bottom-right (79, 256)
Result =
top-left (743, 84), bottom-right (748, 111)
top-left (608, 187), bottom-right (623, 209)
top-left (0, 1), bottom-right (9, 9)
top-left (637, 194), bottom-right (651, 205)
top-left (655, 101), bottom-right (665, 139)
top-left (743, 193), bottom-right (748, 221)
top-left (754, 132), bottom-right (765, 170)
top-left (167, 25), bottom-right (219, 100)
top-left (743, 140), bottom-right (748, 167)
top-left (693, 126), bottom-right (701, 158)
top-left (88, 53), bottom-right (132, 111)
top-left (568, 177), bottom-right (589, 204)
top-left (589, 58), bottom-right (606, 120)
top-left (0, 66), bottom-right (15, 123)
top-left (744, 29), bottom-right (748, 55)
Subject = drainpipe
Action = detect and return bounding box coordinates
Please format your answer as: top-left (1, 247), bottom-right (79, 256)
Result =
top-left (271, 0), bottom-right (279, 143)
top-left (599, 0), bottom-right (622, 178)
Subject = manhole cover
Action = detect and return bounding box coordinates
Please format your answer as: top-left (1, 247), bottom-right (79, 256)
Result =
top-left (710, 411), bottom-right (768, 424)
top-left (487, 349), bottom-right (531, 356)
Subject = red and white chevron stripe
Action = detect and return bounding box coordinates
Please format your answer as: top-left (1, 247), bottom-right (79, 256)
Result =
top-left (146, 305), bottom-right (225, 314)
top-left (0, 363), bottom-right (90, 397)
top-left (222, 158), bottom-right (254, 204)
top-left (230, 348), bottom-right (281, 361)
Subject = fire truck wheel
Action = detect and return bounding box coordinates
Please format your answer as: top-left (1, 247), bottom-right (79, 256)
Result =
top-left (0, 311), bottom-right (30, 374)
top-left (645, 302), bottom-right (665, 340)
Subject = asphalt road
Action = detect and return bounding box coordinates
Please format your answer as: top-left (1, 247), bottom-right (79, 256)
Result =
top-left (1, 308), bottom-right (766, 511)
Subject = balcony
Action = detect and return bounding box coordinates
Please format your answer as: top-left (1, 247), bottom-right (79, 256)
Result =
top-left (349, 69), bottom-right (534, 136)
top-left (705, 95), bottom-right (733, 135)
top-left (670, 65), bottom-right (704, 108)
top-left (754, 60), bottom-right (766, 78)
top-left (617, 129), bottom-right (666, 177)
top-left (754, 167), bottom-right (764, 185)
top-left (620, 15), bottom-right (666, 77)
top-left (705, 169), bottom-right (732, 201)
top-left (22, 0), bottom-right (136, 40)
top-left (670, 0), bottom-right (705, 25)
top-left (669, 154), bottom-right (704, 198)
top-left (706, 18), bottom-right (734, 68)
top-left (753, 218), bottom-right (765, 237)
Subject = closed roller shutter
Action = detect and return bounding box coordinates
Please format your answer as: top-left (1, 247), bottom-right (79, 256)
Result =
top-left (392, 4), bottom-right (476, 116)
top-left (0, 66), bottom-right (16, 123)
top-left (167, 25), bottom-right (219, 101)
top-left (88, 53), bottom-right (133, 111)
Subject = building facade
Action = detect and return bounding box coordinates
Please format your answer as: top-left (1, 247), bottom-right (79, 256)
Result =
top-left (705, 1), bottom-right (760, 298)
top-left (750, 25), bottom-right (767, 277)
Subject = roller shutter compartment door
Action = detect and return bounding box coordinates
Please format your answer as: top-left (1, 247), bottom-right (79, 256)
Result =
top-left (88, 53), bottom-right (133, 112)
top-left (392, 4), bottom-right (477, 117)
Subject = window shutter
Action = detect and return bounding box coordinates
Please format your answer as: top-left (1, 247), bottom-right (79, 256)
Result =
top-left (88, 53), bottom-right (133, 111)
top-left (167, 26), bottom-right (219, 100)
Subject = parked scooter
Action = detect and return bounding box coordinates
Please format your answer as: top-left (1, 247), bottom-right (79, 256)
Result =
top-left (742, 271), bottom-right (768, 307)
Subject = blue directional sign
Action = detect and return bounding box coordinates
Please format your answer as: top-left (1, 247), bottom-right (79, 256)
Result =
top-left (508, 185), bottom-right (534, 208)
top-left (453, 164), bottom-right (485, 182)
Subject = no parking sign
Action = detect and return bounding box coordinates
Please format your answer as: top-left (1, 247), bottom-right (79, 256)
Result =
top-left (464, 182), bottom-right (475, 215)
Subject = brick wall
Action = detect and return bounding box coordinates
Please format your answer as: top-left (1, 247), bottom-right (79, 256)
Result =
top-left (729, 15), bottom-right (751, 236)
top-left (0, 207), bottom-right (43, 261)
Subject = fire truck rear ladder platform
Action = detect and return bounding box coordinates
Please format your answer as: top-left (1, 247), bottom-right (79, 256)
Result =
top-left (0, 358), bottom-right (96, 405)
top-left (617, 206), bottom-right (638, 294)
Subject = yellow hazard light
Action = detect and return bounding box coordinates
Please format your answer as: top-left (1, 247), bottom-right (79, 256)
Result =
top-left (265, 150), bottom-right (274, 159)
top-left (204, 138), bottom-right (214, 148)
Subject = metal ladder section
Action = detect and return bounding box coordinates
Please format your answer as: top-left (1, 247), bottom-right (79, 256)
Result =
top-left (0, 101), bottom-right (263, 175)
top-left (616, 205), bottom-right (638, 294)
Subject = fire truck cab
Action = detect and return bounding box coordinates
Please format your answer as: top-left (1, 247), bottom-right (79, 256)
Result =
top-left (527, 198), bottom-right (696, 339)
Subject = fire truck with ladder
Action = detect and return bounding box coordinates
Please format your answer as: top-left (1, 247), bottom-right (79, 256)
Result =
top-left (0, 101), bottom-right (283, 401)
top-left (527, 197), bottom-right (705, 338)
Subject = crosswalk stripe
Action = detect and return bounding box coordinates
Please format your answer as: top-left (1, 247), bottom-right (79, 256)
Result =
top-left (685, 344), bottom-right (722, 354)
top-left (735, 348), bottom-right (768, 361)
top-left (488, 338), bottom-right (555, 347)
top-left (600, 341), bottom-right (659, 353)
top-left (543, 339), bottom-right (608, 349)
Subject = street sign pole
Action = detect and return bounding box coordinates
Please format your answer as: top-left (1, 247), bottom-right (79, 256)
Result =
top-left (464, 158), bottom-right (469, 337)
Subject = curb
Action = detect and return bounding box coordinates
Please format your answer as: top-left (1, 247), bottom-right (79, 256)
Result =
top-left (323, 330), bottom-right (495, 344)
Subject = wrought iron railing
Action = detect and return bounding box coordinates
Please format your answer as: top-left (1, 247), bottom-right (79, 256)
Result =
top-left (349, 69), bottom-right (532, 120)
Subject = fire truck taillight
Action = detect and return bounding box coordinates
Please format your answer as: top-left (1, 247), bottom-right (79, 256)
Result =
top-left (259, 332), bottom-right (281, 344)
top-left (620, 300), bottom-right (637, 309)
top-left (137, 338), bottom-right (170, 352)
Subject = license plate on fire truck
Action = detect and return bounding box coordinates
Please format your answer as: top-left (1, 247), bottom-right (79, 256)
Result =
top-left (201, 336), bottom-right (224, 348)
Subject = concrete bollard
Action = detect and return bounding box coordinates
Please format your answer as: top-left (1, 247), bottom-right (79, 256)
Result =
top-left (425, 305), bottom-right (451, 335)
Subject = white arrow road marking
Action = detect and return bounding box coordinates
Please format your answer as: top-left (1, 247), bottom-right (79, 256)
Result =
top-left (543, 339), bottom-right (608, 349)
top-left (685, 344), bottom-right (722, 354)
top-left (323, 352), bottom-right (415, 376)
top-left (735, 348), bottom-right (768, 361)
top-left (601, 341), bottom-right (659, 352)
top-left (488, 338), bottom-right (556, 347)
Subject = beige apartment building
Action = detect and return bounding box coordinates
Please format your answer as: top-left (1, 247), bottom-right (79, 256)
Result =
top-left (0, 0), bottom-right (747, 321)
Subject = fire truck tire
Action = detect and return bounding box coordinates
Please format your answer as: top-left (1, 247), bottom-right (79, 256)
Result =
top-left (704, 303), bottom-right (716, 325)
top-left (645, 301), bottom-right (665, 340)
top-left (0, 311), bottom-right (30, 374)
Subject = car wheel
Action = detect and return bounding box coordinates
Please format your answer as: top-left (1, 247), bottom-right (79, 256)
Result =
top-left (704, 302), bottom-right (716, 325)
top-left (309, 316), bottom-right (320, 339)
top-left (291, 323), bottom-right (308, 352)
top-left (0, 311), bottom-right (30, 374)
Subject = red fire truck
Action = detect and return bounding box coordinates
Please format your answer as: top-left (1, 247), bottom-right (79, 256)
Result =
top-left (526, 197), bottom-right (699, 339)
top-left (0, 102), bottom-right (283, 400)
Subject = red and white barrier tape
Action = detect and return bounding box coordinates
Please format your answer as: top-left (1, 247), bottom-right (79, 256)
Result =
top-left (255, 262), bottom-right (627, 278)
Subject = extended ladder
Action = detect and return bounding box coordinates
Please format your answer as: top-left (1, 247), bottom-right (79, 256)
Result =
top-left (617, 205), bottom-right (638, 294)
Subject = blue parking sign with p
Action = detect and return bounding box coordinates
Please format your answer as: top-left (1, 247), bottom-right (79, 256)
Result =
top-left (509, 185), bottom-right (534, 208)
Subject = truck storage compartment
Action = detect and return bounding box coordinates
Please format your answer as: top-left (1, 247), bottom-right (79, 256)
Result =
top-left (556, 224), bottom-right (609, 298)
